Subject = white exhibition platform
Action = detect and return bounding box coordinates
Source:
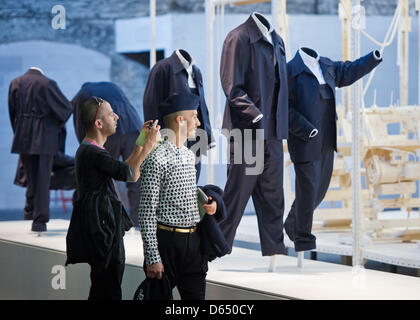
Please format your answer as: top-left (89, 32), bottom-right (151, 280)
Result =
top-left (237, 214), bottom-right (420, 270)
top-left (1, 219), bottom-right (420, 300)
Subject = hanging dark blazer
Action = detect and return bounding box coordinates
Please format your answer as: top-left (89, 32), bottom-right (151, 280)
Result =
top-left (220, 14), bottom-right (289, 140)
top-left (71, 82), bottom-right (143, 143)
top-left (143, 51), bottom-right (214, 153)
top-left (8, 69), bottom-right (72, 155)
top-left (287, 50), bottom-right (383, 163)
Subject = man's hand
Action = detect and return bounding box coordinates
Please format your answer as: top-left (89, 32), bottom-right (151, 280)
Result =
top-left (146, 261), bottom-right (164, 279)
top-left (144, 120), bottom-right (161, 151)
top-left (203, 196), bottom-right (217, 215)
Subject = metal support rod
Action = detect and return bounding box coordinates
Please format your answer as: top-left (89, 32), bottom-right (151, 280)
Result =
top-left (205, 0), bottom-right (215, 184)
top-left (351, 0), bottom-right (363, 267)
top-left (399, 0), bottom-right (410, 106)
top-left (339, 0), bottom-right (352, 115)
top-left (271, 0), bottom-right (291, 59)
top-left (150, 0), bottom-right (156, 68)
top-left (416, 0), bottom-right (420, 105)
top-left (297, 252), bottom-right (304, 268)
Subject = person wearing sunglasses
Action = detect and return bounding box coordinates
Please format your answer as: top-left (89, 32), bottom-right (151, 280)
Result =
top-left (71, 82), bottom-right (145, 226)
top-left (66, 96), bottom-right (160, 300)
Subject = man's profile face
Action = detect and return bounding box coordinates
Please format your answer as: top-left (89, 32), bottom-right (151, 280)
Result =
top-left (98, 101), bottom-right (119, 135)
top-left (181, 109), bottom-right (200, 139)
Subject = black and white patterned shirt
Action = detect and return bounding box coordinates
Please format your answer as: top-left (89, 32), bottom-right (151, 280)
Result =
top-left (138, 139), bottom-right (200, 265)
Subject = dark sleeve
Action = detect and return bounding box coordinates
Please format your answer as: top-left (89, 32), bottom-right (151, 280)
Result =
top-left (143, 64), bottom-right (166, 124)
top-left (91, 147), bottom-right (133, 182)
top-left (220, 33), bottom-right (262, 127)
top-left (45, 80), bottom-right (73, 124)
top-left (71, 90), bottom-right (88, 143)
top-left (334, 50), bottom-right (382, 88)
top-left (8, 82), bottom-right (16, 132)
top-left (287, 71), bottom-right (317, 141)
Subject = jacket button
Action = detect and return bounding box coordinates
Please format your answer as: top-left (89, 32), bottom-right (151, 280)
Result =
top-left (102, 220), bottom-right (105, 224)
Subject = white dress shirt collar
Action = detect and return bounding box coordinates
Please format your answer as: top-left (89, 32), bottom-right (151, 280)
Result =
top-left (30, 67), bottom-right (44, 75)
top-left (175, 49), bottom-right (196, 88)
top-left (252, 12), bottom-right (273, 45)
top-left (298, 48), bottom-right (325, 84)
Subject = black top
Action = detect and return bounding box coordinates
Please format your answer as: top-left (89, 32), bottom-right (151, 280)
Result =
top-left (66, 141), bottom-right (134, 269)
top-left (75, 141), bottom-right (134, 197)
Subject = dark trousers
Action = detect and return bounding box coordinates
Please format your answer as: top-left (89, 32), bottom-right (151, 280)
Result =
top-left (105, 131), bottom-right (141, 226)
top-left (220, 139), bottom-right (286, 256)
top-left (285, 146), bottom-right (334, 252)
top-left (88, 261), bottom-right (125, 300)
top-left (156, 227), bottom-right (207, 300)
top-left (21, 154), bottom-right (54, 232)
top-left (88, 241), bottom-right (125, 300)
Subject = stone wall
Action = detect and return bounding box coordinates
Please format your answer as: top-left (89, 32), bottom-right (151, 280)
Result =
top-left (0, 0), bottom-right (414, 109)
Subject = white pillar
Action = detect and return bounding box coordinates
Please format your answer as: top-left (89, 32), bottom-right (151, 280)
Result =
top-left (398, 0), bottom-right (411, 106)
top-left (150, 0), bottom-right (156, 69)
top-left (416, 0), bottom-right (420, 105)
top-left (271, 0), bottom-right (291, 59)
top-left (205, 0), bottom-right (215, 184)
top-left (351, 0), bottom-right (364, 267)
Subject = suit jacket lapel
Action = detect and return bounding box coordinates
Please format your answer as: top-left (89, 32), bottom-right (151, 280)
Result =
top-left (319, 60), bottom-right (335, 92)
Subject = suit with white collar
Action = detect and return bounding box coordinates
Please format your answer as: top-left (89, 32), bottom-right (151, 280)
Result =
top-left (285, 48), bottom-right (382, 251)
top-left (143, 50), bottom-right (214, 181)
top-left (219, 13), bottom-right (289, 256)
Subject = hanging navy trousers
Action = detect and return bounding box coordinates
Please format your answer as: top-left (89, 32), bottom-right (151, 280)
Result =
top-left (285, 145), bottom-right (334, 251)
top-left (220, 139), bottom-right (287, 256)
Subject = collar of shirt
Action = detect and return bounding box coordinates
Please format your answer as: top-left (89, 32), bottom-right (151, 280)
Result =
top-left (298, 48), bottom-right (326, 84)
top-left (30, 67), bottom-right (44, 75)
top-left (175, 49), bottom-right (196, 88)
top-left (252, 12), bottom-right (273, 46)
top-left (164, 138), bottom-right (188, 155)
top-left (83, 138), bottom-right (105, 150)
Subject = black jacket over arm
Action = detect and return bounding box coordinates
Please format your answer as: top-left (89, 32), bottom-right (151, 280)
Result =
top-left (287, 50), bottom-right (382, 162)
top-left (8, 69), bottom-right (72, 155)
top-left (198, 185), bottom-right (230, 262)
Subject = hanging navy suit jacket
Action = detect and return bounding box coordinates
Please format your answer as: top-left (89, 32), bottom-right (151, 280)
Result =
top-left (8, 69), bottom-right (72, 155)
top-left (71, 82), bottom-right (143, 143)
top-left (220, 14), bottom-right (288, 140)
top-left (143, 51), bottom-right (214, 153)
top-left (287, 50), bottom-right (382, 162)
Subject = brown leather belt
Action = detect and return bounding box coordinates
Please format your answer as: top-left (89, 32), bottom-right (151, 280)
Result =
top-left (157, 223), bottom-right (196, 233)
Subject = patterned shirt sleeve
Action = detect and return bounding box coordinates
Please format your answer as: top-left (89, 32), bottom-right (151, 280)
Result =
top-left (138, 153), bottom-right (164, 265)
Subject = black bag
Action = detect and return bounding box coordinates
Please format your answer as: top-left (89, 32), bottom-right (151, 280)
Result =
top-left (133, 274), bottom-right (173, 300)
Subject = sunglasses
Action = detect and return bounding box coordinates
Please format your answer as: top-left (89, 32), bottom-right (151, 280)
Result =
top-left (93, 96), bottom-right (104, 124)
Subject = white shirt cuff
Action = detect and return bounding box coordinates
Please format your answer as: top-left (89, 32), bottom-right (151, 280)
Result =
top-left (252, 114), bottom-right (264, 123)
top-left (373, 50), bottom-right (382, 60)
top-left (309, 128), bottom-right (318, 138)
